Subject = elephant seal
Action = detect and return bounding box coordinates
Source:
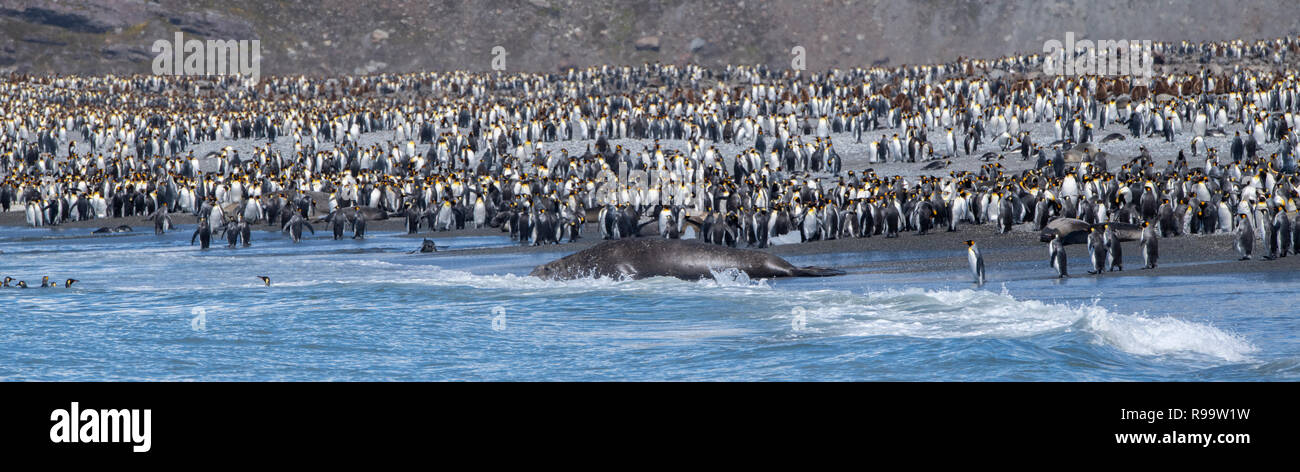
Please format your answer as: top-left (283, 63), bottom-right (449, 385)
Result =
top-left (1039, 218), bottom-right (1141, 245)
top-left (92, 225), bottom-right (133, 234)
top-left (529, 239), bottom-right (845, 281)
top-left (419, 238), bottom-right (438, 252)
top-left (409, 238), bottom-right (444, 254)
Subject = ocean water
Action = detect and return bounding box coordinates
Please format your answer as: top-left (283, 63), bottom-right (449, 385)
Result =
top-left (0, 226), bottom-right (1295, 381)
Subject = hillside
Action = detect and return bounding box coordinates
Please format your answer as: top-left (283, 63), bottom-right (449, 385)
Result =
top-left (2, 0), bottom-right (1299, 76)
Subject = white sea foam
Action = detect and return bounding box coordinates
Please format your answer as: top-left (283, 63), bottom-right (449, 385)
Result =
top-left (289, 269), bottom-right (1257, 362)
top-left (36, 243), bottom-right (1255, 364)
top-left (778, 287), bottom-right (1256, 362)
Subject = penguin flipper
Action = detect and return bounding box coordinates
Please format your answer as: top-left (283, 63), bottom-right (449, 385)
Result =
top-left (792, 266), bottom-right (846, 277)
top-left (305, 223), bottom-right (315, 235)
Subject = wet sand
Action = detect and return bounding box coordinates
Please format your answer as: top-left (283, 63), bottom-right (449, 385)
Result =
top-left (8, 206), bottom-right (1293, 282)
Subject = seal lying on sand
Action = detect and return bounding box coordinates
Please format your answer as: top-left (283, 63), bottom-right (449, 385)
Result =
top-left (1039, 218), bottom-right (1141, 245)
top-left (530, 239), bottom-right (845, 280)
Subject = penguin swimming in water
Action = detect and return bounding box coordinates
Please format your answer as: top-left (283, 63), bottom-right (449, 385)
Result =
top-left (964, 240), bottom-right (986, 285)
top-left (63, 278), bottom-right (78, 288)
top-left (257, 276), bottom-right (271, 286)
top-left (1139, 221), bottom-right (1158, 269)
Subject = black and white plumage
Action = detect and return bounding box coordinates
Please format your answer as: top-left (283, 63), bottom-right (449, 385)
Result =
top-left (1139, 222), bottom-right (1158, 269)
top-left (1049, 233), bottom-right (1068, 278)
top-left (1104, 224), bottom-right (1123, 271)
top-left (1087, 227), bottom-right (1107, 274)
top-left (1235, 214), bottom-right (1254, 260)
top-left (1275, 210), bottom-right (1292, 258)
top-left (965, 240), bottom-right (985, 285)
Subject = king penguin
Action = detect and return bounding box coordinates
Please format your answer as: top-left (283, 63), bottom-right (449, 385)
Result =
top-left (1049, 233), bottom-right (1068, 278)
top-left (1104, 224), bottom-right (1123, 271)
top-left (1139, 221), bottom-right (1158, 269)
top-left (351, 206), bottom-right (367, 239)
top-left (965, 240), bottom-right (986, 285)
top-left (192, 216), bottom-right (212, 249)
top-left (1235, 213), bottom-right (1254, 260)
top-left (1087, 226), bottom-right (1107, 274)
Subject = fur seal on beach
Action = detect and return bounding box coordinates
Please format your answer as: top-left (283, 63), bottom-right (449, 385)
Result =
top-left (529, 239), bottom-right (845, 281)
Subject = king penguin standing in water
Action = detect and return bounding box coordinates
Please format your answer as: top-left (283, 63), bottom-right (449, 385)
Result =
top-left (1139, 221), bottom-right (1158, 269)
top-left (1087, 227), bottom-right (1108, 274)
top-left (1049, 233), bottom-right (1068, 278)
top-left (965, 240), bottom-right (986, 285)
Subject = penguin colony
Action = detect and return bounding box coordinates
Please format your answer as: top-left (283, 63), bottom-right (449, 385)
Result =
top-left (2, 36), bottom-right (1300, 287)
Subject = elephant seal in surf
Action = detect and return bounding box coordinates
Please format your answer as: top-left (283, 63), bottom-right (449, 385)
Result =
top-left (529, 239), bottom-right (845, 280)
top-left (408, 238), bottom-right (444, 254)
top-left (1039, 218), bottom-right (1141, 245)
top-left (92, 225), bottom-right (133, 234)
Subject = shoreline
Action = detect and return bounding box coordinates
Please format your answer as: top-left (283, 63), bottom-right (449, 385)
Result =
top-left (5, 209), bottom-right (1297, 282)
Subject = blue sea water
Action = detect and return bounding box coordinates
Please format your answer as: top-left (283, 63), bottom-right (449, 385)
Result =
top-left (0, 226), bottom-right (1296, 381)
